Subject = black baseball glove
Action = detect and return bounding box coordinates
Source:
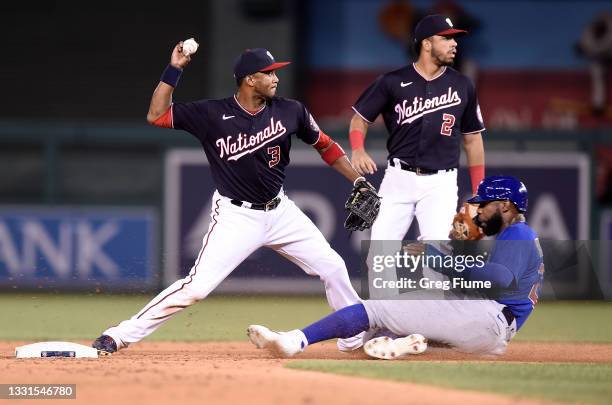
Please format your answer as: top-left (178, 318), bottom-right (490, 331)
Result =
top-left (344, 179), bottom-right (381, 231)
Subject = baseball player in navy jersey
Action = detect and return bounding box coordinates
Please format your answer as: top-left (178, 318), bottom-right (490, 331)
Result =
top-left (91, 43), bottom-right (369, 354)
top-left (349, 14), bottom-right (486, 241)
top-left (247, 176), bottom-right (545, 359)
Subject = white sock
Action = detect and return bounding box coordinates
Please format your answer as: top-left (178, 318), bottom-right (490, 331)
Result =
top-left (292, 329), bottom-right (308, 350)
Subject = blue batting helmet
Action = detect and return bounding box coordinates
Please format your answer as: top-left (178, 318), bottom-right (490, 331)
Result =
top-left (467, 175), bottom-right (528, 212)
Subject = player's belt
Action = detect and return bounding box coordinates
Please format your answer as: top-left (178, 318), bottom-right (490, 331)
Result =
top-left (390, 160), bottom-right (455, 175)
top-left (230, 197), bottom-right (281, 211)
top-left (501, 306), bottom-right (515, 326)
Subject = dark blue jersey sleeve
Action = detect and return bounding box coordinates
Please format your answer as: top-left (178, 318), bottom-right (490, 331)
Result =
top-left (296, 102), bottom-right (321, 145)
top-left (172, 100), bottom-right (209, 138)
top-left (460, 80), bottom-right (485, 134)
top-left (352, 75), bottom-right (389, 123)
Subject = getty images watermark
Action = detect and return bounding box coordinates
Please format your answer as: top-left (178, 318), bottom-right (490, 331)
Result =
top-left (359, 239), bottom-right (612, 301)
top-left (361, 239), bottom-right (612, 301)
top-left (361, 240), bottom-right (538, 300)
top-left (370, 245), bottom-right (490, 291)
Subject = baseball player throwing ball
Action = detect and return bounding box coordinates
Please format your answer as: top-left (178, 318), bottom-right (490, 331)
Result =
top-left (248, 176), bottom-right (544, 359)
top-left (350, 14), bottom-right (486, 241)
top-left (92, 41), bottom-right (374, 354)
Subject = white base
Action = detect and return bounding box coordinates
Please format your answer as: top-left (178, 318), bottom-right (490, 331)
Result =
top-left (15, 342), bottom-right (98, 358)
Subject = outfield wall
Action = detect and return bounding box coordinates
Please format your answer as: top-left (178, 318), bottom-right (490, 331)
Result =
top-left (0, 147), bottom-right (609, 299)
top-left (164, 149), bottom-right (599, 298)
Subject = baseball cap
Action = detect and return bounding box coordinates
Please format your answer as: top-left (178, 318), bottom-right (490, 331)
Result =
top-left (233, 48), bottom-right (291, 80)
top-left (414, 14), bottom-right (468, 43)
top-left (467, 175), bottom-right (528, 213)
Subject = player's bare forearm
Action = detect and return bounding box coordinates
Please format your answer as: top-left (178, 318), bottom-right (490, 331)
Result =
top-left (147, 42), bottom-right (194, 124)
top-left (463, 132), bottom-right (484, 166)
top-left (464, 133), bottom-right (485, 193)
top-left (331, 156), bottom-right (364, 185)
top-left (349, 114), bottom-right (377, 174)
top-left (147, 83), bottom-right (174, 123)
top-left (349, 114), bottom-right (369, 138)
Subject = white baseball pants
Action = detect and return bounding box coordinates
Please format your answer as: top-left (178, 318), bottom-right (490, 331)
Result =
top-left (103, 190), bottom-right (360, 348)
top-left (363, 296), bottom-right (517, 355)
top-left (371, 161), bottom-right (458, 241)
top-left (367, 162), bottom-right (458, 299)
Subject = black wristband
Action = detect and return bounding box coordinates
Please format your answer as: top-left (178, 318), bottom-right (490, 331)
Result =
top-left (160, 64), bottom-right (183, 87)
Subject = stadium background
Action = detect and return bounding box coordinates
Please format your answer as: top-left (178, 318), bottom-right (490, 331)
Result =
top-left (0, 0), bottom-right (610, 297)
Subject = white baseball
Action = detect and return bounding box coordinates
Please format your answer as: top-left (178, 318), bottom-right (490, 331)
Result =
top-left (182, 38), bottom-right (199, 56)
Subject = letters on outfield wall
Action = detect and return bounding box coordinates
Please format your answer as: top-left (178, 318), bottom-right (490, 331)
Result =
top-left (0, 207), bottom-right (158, 291)
top-left (165, 149), bottom-right (590, 295)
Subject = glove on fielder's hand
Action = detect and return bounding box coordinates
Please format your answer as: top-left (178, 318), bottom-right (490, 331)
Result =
top-left (344, 179), bottom-right (381, 231)
top-left (450, 203), bottom-right (483, 241)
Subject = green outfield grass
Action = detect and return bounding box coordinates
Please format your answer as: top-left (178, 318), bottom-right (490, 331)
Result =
top-left (515, 301), bottom-right (612, 343)
top-left (287, 361), bottom-right (612, 405)
top-left (0, 293), bottom-right (331, 341)
top-left (0, 294), bottom-right (611, 343)
top-left (2, 294), bottom-right (611, 404)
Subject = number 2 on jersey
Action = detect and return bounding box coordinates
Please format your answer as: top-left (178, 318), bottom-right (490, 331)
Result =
top-left (440, 113), bottom-right (455, 136)
top-left (267, 145), bottom-right (281, 168)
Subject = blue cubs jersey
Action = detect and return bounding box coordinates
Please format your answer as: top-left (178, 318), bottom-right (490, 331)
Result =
top-left (172, 95), bottom-right (320, 203)
top-left (491, 222), bottom-right (544, 329)
top-left (353, 64), bottom-right (485, 170)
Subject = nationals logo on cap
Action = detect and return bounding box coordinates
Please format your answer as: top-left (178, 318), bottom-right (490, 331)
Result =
top-left (414, 14), bottom-right (468, 43)
top-left (233, 48), bottom-right (291, 80)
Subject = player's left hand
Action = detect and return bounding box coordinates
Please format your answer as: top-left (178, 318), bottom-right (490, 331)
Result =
top-left (351, 149), bottom-right (378, 175)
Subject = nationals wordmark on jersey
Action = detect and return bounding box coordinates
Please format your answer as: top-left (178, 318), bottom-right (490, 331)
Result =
top-left (216, 117), bottom-right (287, 161)
top-left (395, 86), bottom-right (462, 125)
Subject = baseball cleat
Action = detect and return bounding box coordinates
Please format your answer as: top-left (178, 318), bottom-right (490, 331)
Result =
top-left (363, 334), bottom-right (427, 360)
top-left (247, 325), bottom-right (306, 358)
top-left (91, 335), bottom-right (118, 356)
top-left (247, 324), bottom-right (279, 349)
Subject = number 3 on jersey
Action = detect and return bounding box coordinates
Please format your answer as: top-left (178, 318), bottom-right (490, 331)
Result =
top-left (267, 145), bottom-right (281, 168)
top-left (440, 113), bottom-right (455, 136)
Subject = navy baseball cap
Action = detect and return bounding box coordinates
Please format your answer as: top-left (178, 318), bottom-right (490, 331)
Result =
top-left (233, 48), bottom-right (291, 80)
top-left (414, 14), bottom-right (468, 43)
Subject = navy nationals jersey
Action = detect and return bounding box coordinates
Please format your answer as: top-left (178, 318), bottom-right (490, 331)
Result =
top-left (172, 96), bottom-right (320, 203)
top-left (353, 64), bottom-right (485, 170)
top-left (492, 223), bottom-right (544, 330)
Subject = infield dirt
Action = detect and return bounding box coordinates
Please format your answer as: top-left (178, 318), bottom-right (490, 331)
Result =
top-left (2, 340), bottom-right (611, 405)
